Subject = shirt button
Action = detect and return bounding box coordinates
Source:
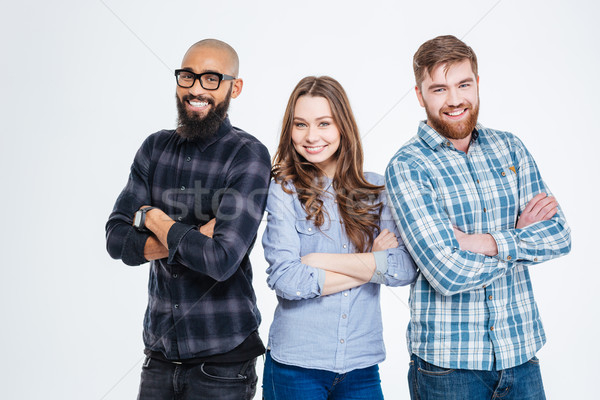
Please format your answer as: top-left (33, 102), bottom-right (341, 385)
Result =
top-left (483, 208), bottom-right (487, 212)
top-left (501, 171), bottom-right (506, 177)
top-left (343, 292), bottom-right (348, 297)
top-left (488, 295), bottom-right (493, 300)
top-left (340, 339), bottom-right (345, 344)
top-left (180, 186), bottom-right (185, 191)
top-left (394, 273), bottom-right (398, 277)
top-left (343, 244), bottom-right (347, 249)
top-left (178, 216), bottom-right (182, 221)
top-left (296, 291), bottom-right (301, 296)
top-left (186, 156), bottom-right (191, 162)
top-left (507, 256), bottom-right (512, 261)
top-left (308, 228), bottom-right (312, 232)
top-left (490, 326), bottom-right (494, 331)
top-left (376, 271), bottom-right (381, 275)
top-left (534, 257), bottom-right (538, 262)
top-left (342, 314), bottom-right (347, 319)
top-left (173, 273), bottom-right (178, 278)
top-left (482, 285), bottom-right (487, 289)
top-left (174, 304), bottom-right (179, 309)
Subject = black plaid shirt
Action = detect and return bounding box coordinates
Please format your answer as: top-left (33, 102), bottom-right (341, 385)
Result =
top-left (106, 118), bottom-right (271, 360)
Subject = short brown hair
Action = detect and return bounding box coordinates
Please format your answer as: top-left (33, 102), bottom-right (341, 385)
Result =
top-left (413, 35), bottom-right (478, 89)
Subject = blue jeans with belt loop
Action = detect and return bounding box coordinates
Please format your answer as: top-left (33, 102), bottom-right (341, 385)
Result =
top-left (263, 351), bottom-right (384, 400)
top-left (408, 353), bottom-right (546, 400)
top-left (137, 355), bottom-right (258, 400)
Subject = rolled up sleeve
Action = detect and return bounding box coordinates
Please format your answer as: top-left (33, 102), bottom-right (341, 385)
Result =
top-left (262, 181), bottom-right (324, 300)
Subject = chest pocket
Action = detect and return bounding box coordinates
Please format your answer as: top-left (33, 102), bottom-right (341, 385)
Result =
top-left (294, 219), bottom-right (338, 256)
top-left (490, 166), bottom-right (519, 223)
top-left (295, 219), bottom-right (322, 256)
top-left (495, 166), bottom-right (519, 195)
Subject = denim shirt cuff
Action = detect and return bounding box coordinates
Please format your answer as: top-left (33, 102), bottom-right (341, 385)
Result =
top-left (489, 230), bottom-right (518, 263)
top-left (166, 222), bottom-right (196, 264)
top-left (369, 250), bottom-right (389, 284)
top-left (316, 268), bottom-right (326, 294)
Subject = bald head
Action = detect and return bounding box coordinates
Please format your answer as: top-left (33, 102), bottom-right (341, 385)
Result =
top-left (183, 39), bottom-right (239, 77)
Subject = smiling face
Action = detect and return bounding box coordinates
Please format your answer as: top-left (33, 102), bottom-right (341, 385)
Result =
top-left (176, 45), bottom-right (241, 118)
top-left (175, 44), bottom-right (243, 140)
top-left (416, 59), bottom-right (480, 142)
top-left (291, 95), bottom-right (341, 177)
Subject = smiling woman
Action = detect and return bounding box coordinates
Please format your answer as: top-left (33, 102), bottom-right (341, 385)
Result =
top-left (260, 76), bottom-right (417, 399)
top-left (290, 96), bottom-right (341, 177)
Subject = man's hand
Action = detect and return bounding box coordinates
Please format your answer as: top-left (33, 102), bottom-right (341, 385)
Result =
top-left (199, 218), bottom-right (216, 238)
top-left (453, 228), bottom-right (499, 257)
top-left (372, 229), bottom-right (399, 252)
top-left (516, 193), bottom-right (558, 229)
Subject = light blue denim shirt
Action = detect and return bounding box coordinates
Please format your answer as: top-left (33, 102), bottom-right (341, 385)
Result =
top-left (262, 172), bottom-right (417, 373)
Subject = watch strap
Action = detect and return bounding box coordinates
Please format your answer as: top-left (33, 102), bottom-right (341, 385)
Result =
top-left (135, 206), bottom-right (157, 231)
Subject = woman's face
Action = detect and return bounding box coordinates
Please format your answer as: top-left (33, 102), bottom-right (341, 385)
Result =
top-left (291, 95), bottom-right (341, 178)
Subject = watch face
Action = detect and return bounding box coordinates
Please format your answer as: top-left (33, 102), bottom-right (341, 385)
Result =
top-left (133, 211), bottom-right (143, 227)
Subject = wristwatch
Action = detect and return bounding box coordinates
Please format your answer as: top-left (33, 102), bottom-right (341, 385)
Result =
top-left (133, 207), bottom-right (157, 232)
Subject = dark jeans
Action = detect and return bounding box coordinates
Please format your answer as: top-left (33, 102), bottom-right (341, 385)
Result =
top-left (138, 355), bottom-right (258, 400)
top-left (408, 354), bottom-right (546, 400)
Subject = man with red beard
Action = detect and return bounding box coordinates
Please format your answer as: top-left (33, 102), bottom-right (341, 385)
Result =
top-left (385, 35), bottom-right (571, 399)
top-left (106, 39), bottom-right (270, 399)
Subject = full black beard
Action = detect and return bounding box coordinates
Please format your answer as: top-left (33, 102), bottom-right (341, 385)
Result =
top-left (176, 87), bottom-right (232, 141)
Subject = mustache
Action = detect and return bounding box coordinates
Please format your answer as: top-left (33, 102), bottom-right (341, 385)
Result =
top-left (441, 103), bottom-right (471, 112)
top-left (182, 95), bottom-right (215, 106)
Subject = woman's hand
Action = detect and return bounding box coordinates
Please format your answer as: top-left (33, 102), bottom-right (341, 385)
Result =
top-left (372, 229), bottom-right (399, 252)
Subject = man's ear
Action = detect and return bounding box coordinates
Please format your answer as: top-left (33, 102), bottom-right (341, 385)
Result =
top-left (231, 78), bottom-right (243, 99)
top-left (415, 85), bottom-right (425, 108)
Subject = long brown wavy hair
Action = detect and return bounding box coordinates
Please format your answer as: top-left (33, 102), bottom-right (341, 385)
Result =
top-left (272, 76), bottom-right (383, 252)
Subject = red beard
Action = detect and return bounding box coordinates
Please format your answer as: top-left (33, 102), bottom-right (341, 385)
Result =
top-left (425, 101), bottom-right (480, 140)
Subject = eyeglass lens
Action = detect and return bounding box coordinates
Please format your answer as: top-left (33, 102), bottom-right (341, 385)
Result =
top-left (177, 72), bottom-right (221, 90)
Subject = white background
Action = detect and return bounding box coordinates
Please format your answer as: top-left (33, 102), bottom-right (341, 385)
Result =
top-left (1, 0), bottom-right (598, 398)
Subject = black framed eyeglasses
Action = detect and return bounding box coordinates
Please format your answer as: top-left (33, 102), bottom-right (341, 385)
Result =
top-left (174, 69), bottom-right (236, 90)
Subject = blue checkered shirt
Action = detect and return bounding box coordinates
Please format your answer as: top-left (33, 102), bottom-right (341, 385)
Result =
top-left (385, 121), bottom-right (571, 370)
top-left (106, 118), bottom-right (271, 360)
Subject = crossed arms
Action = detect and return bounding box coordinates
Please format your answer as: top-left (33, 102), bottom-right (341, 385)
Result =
top-left (262, 180), bottom-right (417, 300)
top-left (384, 139), bottom-right (571, 296)
top-left (105, 136), bottom-right (271, 282)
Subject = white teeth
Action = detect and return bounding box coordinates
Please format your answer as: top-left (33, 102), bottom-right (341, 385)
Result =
top-left (447, 109), bottom-right (466, 116)
top-left (189, 101), bottom-right (208, 107)
top-left (306, 146), bottom-right (325, 150)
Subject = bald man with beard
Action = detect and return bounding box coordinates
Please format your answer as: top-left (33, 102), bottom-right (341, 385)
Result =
top-left (106, 39), bottom-right (270, 400)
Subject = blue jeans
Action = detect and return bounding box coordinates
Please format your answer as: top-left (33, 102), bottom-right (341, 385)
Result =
top-left (408, 354), bottom-right (546, 400)
top-left (263, 351), bottom-right (384, 400)
top-left (137, 355), bottom-right (258, 400)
